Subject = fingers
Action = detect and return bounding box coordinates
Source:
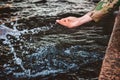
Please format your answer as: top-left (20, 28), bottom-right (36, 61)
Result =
top-left (56, 18), bottom-right (69, 24)
top-left (56, 17), bottom-right (71, 23)
top-left (56, 17), bottom-right (77, 23)
top-left (56, 19), bottom-right (68, 26)
top-left (56, 18), bottom-right (71, 28)
top-left (56, 17), bottom-right (78, 28)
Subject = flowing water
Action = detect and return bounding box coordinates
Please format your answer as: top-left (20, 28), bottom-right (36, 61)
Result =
top-left (0, 0), bottom-right (113, 80)
top-left (0, 18), bottom-right (109, 80)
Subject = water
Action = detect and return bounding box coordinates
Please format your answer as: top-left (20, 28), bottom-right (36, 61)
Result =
top-left (0, 20), bottom-right (76, 78)
top-left (0, 0), bottom-right (110, 79)
top-left (0, 20), bottom-right (60, 78)
top-left (0, 17), bottom-right (107, 79)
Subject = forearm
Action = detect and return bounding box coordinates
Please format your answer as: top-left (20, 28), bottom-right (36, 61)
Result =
top-left (90, 0), bottom-right (119, 22)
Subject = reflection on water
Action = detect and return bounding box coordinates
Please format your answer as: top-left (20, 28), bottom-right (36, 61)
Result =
top-left (0, 17), bottom-right (108, 80)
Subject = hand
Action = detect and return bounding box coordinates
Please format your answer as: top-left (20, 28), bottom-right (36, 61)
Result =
top-left (56, 17), bottom-right (82, 28)
top-left (56, 12), bottom-right (93, 28)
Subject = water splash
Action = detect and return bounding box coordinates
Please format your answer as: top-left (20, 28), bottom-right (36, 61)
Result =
top-left (0, 18), bottom-right (104, 79)
top-left (0, 19), bottom-right (56, 78)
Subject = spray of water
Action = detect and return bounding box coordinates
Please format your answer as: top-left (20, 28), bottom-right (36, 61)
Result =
top-left (0, 18), bottom-right (57, 78)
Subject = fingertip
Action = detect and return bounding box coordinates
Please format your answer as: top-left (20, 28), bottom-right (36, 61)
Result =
top-left (56, 20), bottom-right (59, 22)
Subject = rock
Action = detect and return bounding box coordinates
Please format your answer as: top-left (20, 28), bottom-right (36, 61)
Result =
top-left (99, 9), bottom-right (120, 80)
